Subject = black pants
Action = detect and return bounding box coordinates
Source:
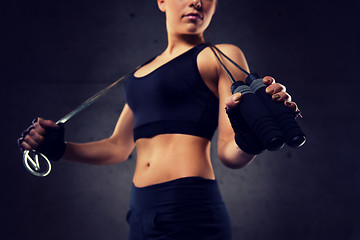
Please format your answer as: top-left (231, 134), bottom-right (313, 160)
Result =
top-left (127, 177), bottom-right (232, 240)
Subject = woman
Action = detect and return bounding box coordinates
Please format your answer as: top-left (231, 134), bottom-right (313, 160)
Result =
top-left (18, 0), bottom-right (298, 239)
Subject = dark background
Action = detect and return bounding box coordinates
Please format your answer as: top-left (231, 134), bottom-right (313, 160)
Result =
top-left (1, 0), bottom-right (359, 239)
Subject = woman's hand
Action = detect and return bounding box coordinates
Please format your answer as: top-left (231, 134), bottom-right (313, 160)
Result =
top-left (18, 118), bottom-right (66, 161)
top-left (224, 76), bottom-right (301, 155)
top-left (225, 76), bottom-right (300, 115)
top-left (263, 76), bottom-right (300, 114)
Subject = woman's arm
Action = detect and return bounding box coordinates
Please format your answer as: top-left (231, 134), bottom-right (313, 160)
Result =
top-left (214, 44), bottom-right (297, 169)
top-left (63, 104), bottom-right (135, 165)
top-left (20, 104), bottom-right (136, 165)
top-left (215, 44), bottom-right (256, 169)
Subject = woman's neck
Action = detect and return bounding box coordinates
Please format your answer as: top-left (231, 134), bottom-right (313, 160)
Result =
top-left (165, 33), bottom-right (205, 55)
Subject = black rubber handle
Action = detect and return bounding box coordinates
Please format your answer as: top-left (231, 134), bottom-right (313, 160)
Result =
top-left (231, 81), bottom-right (285, 151)
top-left (246, 73), bottom-right (306, 148)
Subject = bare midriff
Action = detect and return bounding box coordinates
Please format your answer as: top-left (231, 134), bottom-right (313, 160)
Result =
top-left (133, 134), bottom-right (215, 187)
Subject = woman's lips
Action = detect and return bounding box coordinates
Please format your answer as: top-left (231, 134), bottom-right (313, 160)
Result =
top-left (183, 13), bottom-right (203, 20)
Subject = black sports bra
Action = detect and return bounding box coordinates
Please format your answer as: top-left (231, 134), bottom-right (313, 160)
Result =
top-left (124, 44), bottom-right (219, 141)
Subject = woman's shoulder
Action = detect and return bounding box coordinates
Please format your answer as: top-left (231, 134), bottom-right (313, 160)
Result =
top-left (210, 43), bottom-right (246, 61)
top-left (199, 43), bottom-right (247, 66)
top-left (212, 43), bottom-right (241, 49)
top-left (197, 43), bottom-right (249, 86)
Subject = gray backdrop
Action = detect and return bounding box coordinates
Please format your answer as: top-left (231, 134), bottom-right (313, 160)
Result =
top-left (1, 0), bottom-right (359, 239)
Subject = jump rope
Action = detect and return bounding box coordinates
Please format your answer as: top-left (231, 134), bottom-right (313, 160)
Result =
top-left (22, 43), bottom-right (305, 177)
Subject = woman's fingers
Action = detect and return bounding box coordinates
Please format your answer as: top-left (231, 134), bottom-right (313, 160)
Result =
top-left (19, 118), bottom-right (56, 151)
top-left (21, 127), bottom-right (45, 149)
top-left (284, 101), bottom-right (299, 113)
top-left (38, 118), bottom-right (58, 128)
top-left (262, 76), bottom-right (275, 85)
top-left (261, 76), bottom-right (300, 115)
top-left (225, 92), bottom-right (242, 109)
top-left (225, 78), bottom-right (300, 117)
top-left (22, 132), bottom-right (40, 149)
top-left (265, 82), bottom-right (287, 95)
top-left (18, 138), bottom-right (31, 150)
top-left (271, 91), bottom-right (292, 102)
top-left (33, 121), bottom-right (47, 136)
top-left (28, 128), bottom-right (45, 145)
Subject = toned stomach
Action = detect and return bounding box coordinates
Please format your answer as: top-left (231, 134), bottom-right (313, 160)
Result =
top-left (133, 134), bottom-right (215, 187)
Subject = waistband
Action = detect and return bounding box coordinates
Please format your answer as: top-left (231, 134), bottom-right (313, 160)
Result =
top-left (130, 177), bottom-right (224, 212)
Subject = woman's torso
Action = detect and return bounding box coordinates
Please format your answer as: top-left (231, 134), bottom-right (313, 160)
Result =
top-left (133, 134), bottom-right (214, 187)
top-left (127, 44), bottom-right (219, 187)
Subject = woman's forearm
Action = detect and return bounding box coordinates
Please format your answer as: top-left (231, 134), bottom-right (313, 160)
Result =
top-left (62, 138), bottom-right (134, 165)
top-left (218, 139), bottom-right (256, 169)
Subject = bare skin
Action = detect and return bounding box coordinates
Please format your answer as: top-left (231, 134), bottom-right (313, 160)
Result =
top-left (20, 0), bottom-right (298, 187)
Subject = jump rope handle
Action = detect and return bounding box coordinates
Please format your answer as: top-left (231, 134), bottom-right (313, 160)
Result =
top-left (231, 81), bottom-right (285, 151)
top-left (208, 43), bottom-right (306, 149)
top-left (246, 73), bottom-right (306, 148)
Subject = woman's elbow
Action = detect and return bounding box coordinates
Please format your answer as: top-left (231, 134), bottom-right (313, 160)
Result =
top-left (217, 145), bottom-right (256, 169)
top-left (218, 155), bottom-right (252, 169)
top-left (109, 152), bottom-right (131, 164)
top-left (107, 138), bottom-right (135, 164)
